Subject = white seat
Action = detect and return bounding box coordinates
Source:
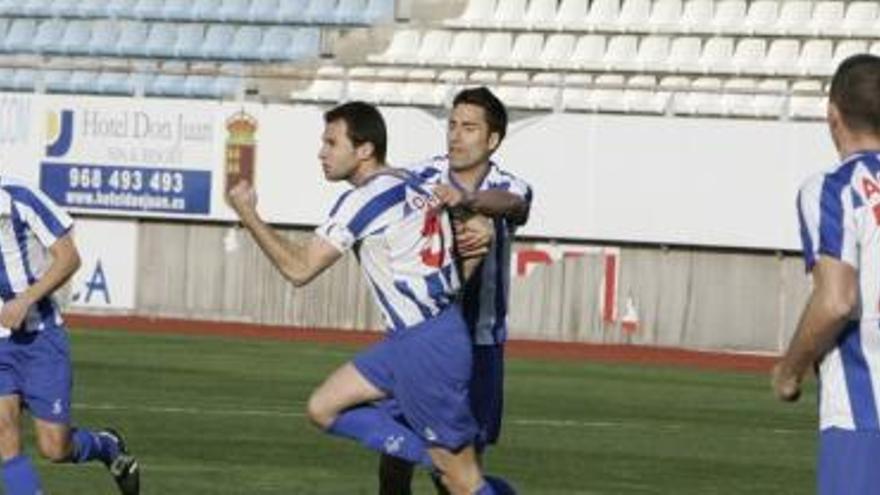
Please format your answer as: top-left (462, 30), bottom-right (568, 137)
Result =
top-left (743, 0), bottom-right (777, 35)
top-left (291, 65), bottom-right (344, 102)
top-left (666, 36), bottom-right (701, 72)
top-left (754, 79), bottom-right (787, 117)
top-left (763, 39), bottom-right (800, 76)
top-left (541, 33), bottom-right (576, 69)
top-left (710, 0), bottom-right (745, 34)
top-left (144, 23), bottom-right (178, 57)
top-left (59, 21), bottom-right (92, 55)
top-left (493, 0), bottom-right (527, 27)
top-left (164, 0), bottom-right (195, 19)
top-left (248, 0), bottom-right (279, 22)
top-left (363, 0), bottom-right (394, 22)
top-left (570, 34), bottom-right (606, 70)
top-left (3, 19), bottom-right (38, 53)
top-left (400, 69), bottom-right (443, 106)
top-left (529, 72), bottom-right (562, 110)
top-left (43, 70), bottom-right (73, 93)
top-left (133, 0), bottom-right (165, 18)
top-left (509, 33), bottom-right (544, 68)
top-left (201, 24), bottom-right (236, 59)
top-left (841, 2), bottom-right (876, 37)
top-left (371, 67), bottom-right (407, 104)
top-left (584, 0), bottom-right (617, 31)
top-left (647, 0), bottom-right (682, 32)
top-left (79, 0), bottom-right (112, 17)
top-left (447, 0), bottom-right (496, 27)
top-left (230, 26), bottom-right (263, 60)
top-left (603, 35), bottom-right (638, 70)
top-left (555, 0), bottom-right (589, 30)
top-left (616, 0), bottom-right (651, 32)
top-left (106, 0), bottom-right (138, 17)
top-left (731, 38), bottom-right (766, 75)
top-left (32, 19), bottom-right (65, 54)
top-left (415, 30), bottom-right (452, 66)
top-left (789, 80), bottom-right (826, 119)
top-left (68, 70), bottom-right (98, 93)
top-left (86, 21), bottom-right (119, 55)
top-left (96, 71), bottom-right (134, 94)
top-left (23, 0), bottom-right (53, 17)
top-left (625, 35), bottom-right (669, 72)
top-left (687, 77), bottom-right (723, 115)
top-left (830, 40), bottom-right (868, 72)
top-left (345, 66), bottom-right (377, 102)
top-left (797, 39), bottom-right (833, 77)
top-left (115, 21), bottom-right (149, 56)
top-left (870, 41), bottom-right (880, 58)
top-left (479, 32), bottom-right (513, 67)
top-left (302, 0), bottom-right (338, 23)
top-left (591, 74), bottom-right (627, 112)
top-left (218, 0), bottom-right (250, 21)
top-left (277, 0), bottom-right (310, 22)
top-left (698, 37), bottom-right (734, 74)
top-left (680, 0), bottom-right (713, 34)
top-left (523, 0), bottom-right (557, 29)
top-left (368, 29), bottom-right (420, 64)
top-left (773, 1), bottom-right (813, 36)
top-left (443, 31), bottom-right (483, 66)
top-left (625, 75), bottom-right (666, 113)
top-left (659, 75), bottom-right (690, 113)
top-left (561, 73), bottom-right (593, 111)
top-left (495, 71), bottom-right (530, 108)
top-left (174, 23), bottom-right (204, 58)
top-left (51, 0), bottom-right (82, 17)
top-left (721, 78), bottom-right (756, 116)
top-left (807, 1), bottom-right (844, 36)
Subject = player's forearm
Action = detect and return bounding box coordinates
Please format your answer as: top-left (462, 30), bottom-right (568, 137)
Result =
top-left (239, 211), bottom-right (313, 287)
top-left (463, 190), bottom-right (528, 224)
top-left (780, 289), bottom-right (855, 378)
top-left (21, 240), bottom-right (80, 305)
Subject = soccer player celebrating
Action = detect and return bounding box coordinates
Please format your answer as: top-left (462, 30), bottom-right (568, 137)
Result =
top-left (227, 101), bottom-right (510, 494)
top-left (0, 177), bottom-right (138, 495)
top-left (774, 54), bottom-right (880, 494)
top-left (379, 87), bottom-right (531, 495)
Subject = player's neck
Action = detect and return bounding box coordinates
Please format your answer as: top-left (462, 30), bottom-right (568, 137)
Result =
top-left (349, 160), bottom-right (385, 186)
top-left (450, 161), bottom-right (490, 191)
top-left (838, 133), bottom-right (880, 160)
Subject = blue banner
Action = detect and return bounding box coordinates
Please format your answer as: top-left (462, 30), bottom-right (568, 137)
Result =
top-left (40, 162), bottom-right (211, 215)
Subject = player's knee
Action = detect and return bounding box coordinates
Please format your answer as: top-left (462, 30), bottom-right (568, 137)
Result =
top-left (436, 464), bottom-right (483, 495)
top-left (305, 391), bottom-right (333, 429)
top-left (36, 435), bottom-right (71, 463)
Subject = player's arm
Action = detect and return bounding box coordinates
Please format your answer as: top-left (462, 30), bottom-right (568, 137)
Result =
top-left (453, 212), bottom-right (494, 281)
top-left (0, 233), bottom-right (81, 330)
top-left (772, 256), bottom-right (858, 401)
top-left (435, 185), bottom-right (529, 225)
top-left (228, 181), bottom-right (342, 287)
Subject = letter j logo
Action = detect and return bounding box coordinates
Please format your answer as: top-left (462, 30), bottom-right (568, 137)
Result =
top-left (46, 110), bottom-right (73, 158)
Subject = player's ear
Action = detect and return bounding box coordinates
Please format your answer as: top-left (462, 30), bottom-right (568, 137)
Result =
top-left (356, 141), bottom-right (375, 161)
top-left (487, 131), bottom-right (500, 153)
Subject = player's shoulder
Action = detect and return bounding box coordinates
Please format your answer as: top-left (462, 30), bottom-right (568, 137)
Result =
top-left (0, 176), bottom-right (44, 205)
top-left (404, 155), bottom-right (447, 181)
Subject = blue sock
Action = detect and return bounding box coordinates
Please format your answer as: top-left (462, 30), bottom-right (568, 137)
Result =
top-left (485, 475), bottom-right (516, 495)
top-left (475, 480), bottom-right (497, 495)
top-left (1, 455), bottom-right (42, 495)
top-left (71, 428), bottom-right (119, 465)
top-left (328, 406), bottom-right (433, 467)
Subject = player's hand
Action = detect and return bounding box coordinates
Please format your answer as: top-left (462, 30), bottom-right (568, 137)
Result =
top-left (771, 361), bottom-right (802, 402)
top-left (433, 184), bottom-right (467, 208)
top-left (227, 180), bottom-right (258, 218)
top-left (0, 296), bottom-right (31, 332)
top-left (454, 215), bottom-right (493, 259)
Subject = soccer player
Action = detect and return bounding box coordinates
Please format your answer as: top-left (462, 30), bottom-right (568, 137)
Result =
top-left (773, 53), bottom-right (880, 494)
top-left (227, 101), bottom-right (509, 494)
top-left (379, 87), bottom-right (532, 494)
top-left (0, 177), bottom-right (139, 495)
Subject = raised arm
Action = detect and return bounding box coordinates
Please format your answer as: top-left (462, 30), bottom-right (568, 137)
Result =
top-left (435, 185), bottom-right (530, 225)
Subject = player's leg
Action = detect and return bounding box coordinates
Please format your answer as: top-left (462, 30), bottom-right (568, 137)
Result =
top-left (307, 357), bottom-right (432, 467)
top-left (24, 327), bottom-right (139, 494)
top-left (378, 453), bottom-right (416, 495)
top-left (429, 445), bottom-right (504, 495)
top-left (818, 427), bottom-right (880, 495)
top-left (0, 394), bottom-right (42, 495)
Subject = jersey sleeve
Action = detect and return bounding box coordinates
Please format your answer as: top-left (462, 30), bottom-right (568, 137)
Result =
top-left (314, 181), bottom-right (406, 253)
top-left (6, 184), bottom-right (73, 247)
top-left (494, 169), bottom-right (533, 227)
top-left (797, 173), bottom-right (857, 271)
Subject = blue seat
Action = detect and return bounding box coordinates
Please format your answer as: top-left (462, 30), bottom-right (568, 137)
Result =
top-left (3, 20), bottom-right (38, 53)
top-left (174, 24), bottom-right (204, 58)
top-left (96, 71), bottom-right (133, 94)
top-left (363, 0), bottom-right (393, 22)
top-left (12, 69), bottom-right (37, 91)
top-left (278, 0), bottom-right (309, 22)
top-left (43, 70), bottom-right (73, 93)
top-left (213, 74), bottom-right (243, 98)
top-left (218, 0), bottom-right (251, 21)
top-left (144, 23), bottom-right (178, 57)
top-left (333, 0), bottom-right (367, 24)
top-left (52, 0), bottom-right (84, 17)
top-left (201, 24), bottom-right (235, 59)
top-left (80, 0), bottom-right (110, 17)
top-left (303, 0), bottom-right (338, 23)
top-left (183, 74), bottom-right (216, 97)
top-left (0, 0), bottom-right (14, 16)
top-left (191, 0), bottom-right (223, 21)
top-left (59, 20), bottom-right (92, 54)
top-left (68, 70), bottom-right (99, 93)
top-left (23, 0), bottom-right (54, 17)
top-left (248, 0), bottom-right (278, 22)
top-left (115, 21), bottom-right (149, 56)
top-left (106, 0), bottom-right (138, 17)
top-left (0, 68), bottom-right (15, 89)
top-left (33, 20), bottom-right (66, 54)
top-left (87, 21), bottom-right (120, 55)
top-left (133, 0), bottom-right (165, 19)
top-left (162, 0), bottom-right (192, 20)
top-left (230, 26), bottom-right (262, 60)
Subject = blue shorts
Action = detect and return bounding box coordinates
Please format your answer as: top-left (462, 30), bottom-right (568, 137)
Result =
top-left (0, 327), bottom-right (72, 424)
top-left (354, 305), bottom-right (478, 451)
top-left (818, 427), bottom-right (880, 495)
top-left (471, 344), bottom-right (504, 449)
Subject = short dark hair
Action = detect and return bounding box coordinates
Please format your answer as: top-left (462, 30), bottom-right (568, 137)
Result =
top-left (829, 54), bottom-right (880, 134)
top-left (452, 87), bottom-right (508, 145)
top-left (323, 101), bottom-right (387, 163)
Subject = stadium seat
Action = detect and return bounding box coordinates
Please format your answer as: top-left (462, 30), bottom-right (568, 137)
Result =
top-left (480, 32), bottom-right (513, 67)
top-left (586, 0), bottom-right (620, 31)
top-left (218, 0), bottom-right (250, 21)
top-left (570, 34), bottom-right (605, 70)
top-left (870, 40), bottom-right (880, 58)
top-left (80, 0), bottom-right (111, 17)
top-left (134, 0), bottom-right (166, 19)
top-left (23, 0), bottom-right (53, 17)
top-left (789, 80), bottom-right (825, 119)
top-left (720, 78), bottom-right (756, 116)
top-left (68, 70), bottom-right (99, 93)
top-left (303, 0), bottom-right (340, 24)
top-left (230, 26), bottom-right (263, 60)
top-left (603, 35), bottom-right (638, 71)
top-left (509, 33), bottom-right (544, 69)
top-left (658, 75), bottom-right (691, 113)
top-left (201, 24), bottom-right (236, 58)
top-left (561, 73), bottom-right (593, 111)
top-left (617, 0), bottom-right (651, 32)
top-left (686, 77), bottom-right (723, 115)
top-left (106, 0), bottom-right (138, 18)
top-left (773, 1), bottom-right (812, 36)
top-left (291, 65), bottom-right (344, 101)
top-left (753, 79), bottom-right (786, 117)
top-left (367, 29), bottom-right (420, 64)
top-left (58, 20), bottom-right (92, 55)
top-left (12, 69), bottom-right (37, 91)
top-left (345, 66), bottom-right (377, 101)
top-left (362, 0), bottom-right (393, 22)
top-left (540, 33), bottom-right (576, 69)
top-left (116, 21), bottom-right (149, 56)
top-left (840, 1), bottom-right (876, 38)
top-left (0, 68), bottom-right (13, 90)
top-left (710, 0), bottom-right (745, 34)
top-left (267, 27), bottom-right (319, 60)
top-left (43, 70), bottom-right (73, 93)
top-left (3, 19), bottom-right (38, 53)
top-left (183, 74), bottom-right (216, 97)
top-left (96, 71), bottom-right (133, 94)
top-left (190, 0), bottom-right (222, 21)
top-left (163, 0), bottom-right (194, 20)
top-left (469, 70), bottom-right (498, 89)
top-left (590, 74), bottom-right (626, 112)
top-left (277, 0), bottom-right (309, 22)
top-left (174, 23), bottom-right (205, 58)
top-left (257, 25), bottom-right (297, 60)
top-left (88, 21), bottom-right (121, 56)
top-left (797, 39), bottom-right (832, 77)
top-left (52, 0), bottom-right (83, 17)
top-left (144, 23), bottom-right (178, 57)
top-left (248, 0), bottom-right (278, 22)
top-left (731, 38), bottom-right (766, 75)
top-left (763, 39), bottom-right (800, 76)
top-left (528, 72), bottom-right (562, 110)
top-left (808, 1), bottom-right (844, 36)
top-left (447, 0), bottom-right (496, 27)
top-left (830, 40), bottom-right (867, 72)
top-left (0, 0), bottom-right (12, 16)
top-left (0, 18), bottom-right (8, 41)
top-left (370, 67), bottom-right (407, 104)
top-left (626, 35), bottom-right (669, 72)
top-left (680, 0), bottom-right (713, 34)
top-left (523, 0), bottom-right (557, 30)
top-left (698, 37), bottom-right (734, 74)
top-left (415, 30), bottom-right (453, 66)
top-left (399, 69), bottom-right (441, 106)
top-left (555, 0), bottom-right (589, 30)
top-left (742, 0), bottom-right (778, 35)
top-left (624, 75), bottom-right (666, 113)
top-left (493, 0), bottom-right (527, 28)
top-left (150, 73), bottom-right (187, 96)
top-left (335, 0), bottom-right (372, 24)
top-left (495, 71), bottom-right (530, 108)
top-left (32, 19), bottom-right (66, 54)
top-left (443, 31), bottom-right (483, 66)
top-left (666, 36), bottom-right (701, 72)
top-left (647, 0), bottom-right (682, 33)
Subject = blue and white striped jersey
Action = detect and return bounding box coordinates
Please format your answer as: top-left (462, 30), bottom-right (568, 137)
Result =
top-left (0, 177), bottom-right (73, 337)
top-left (798, 151), bottom-right (880, 432)
top-left (315, 169), bottom-right (461, 332)
top-left (408, 156), bottom-right (533, 346)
